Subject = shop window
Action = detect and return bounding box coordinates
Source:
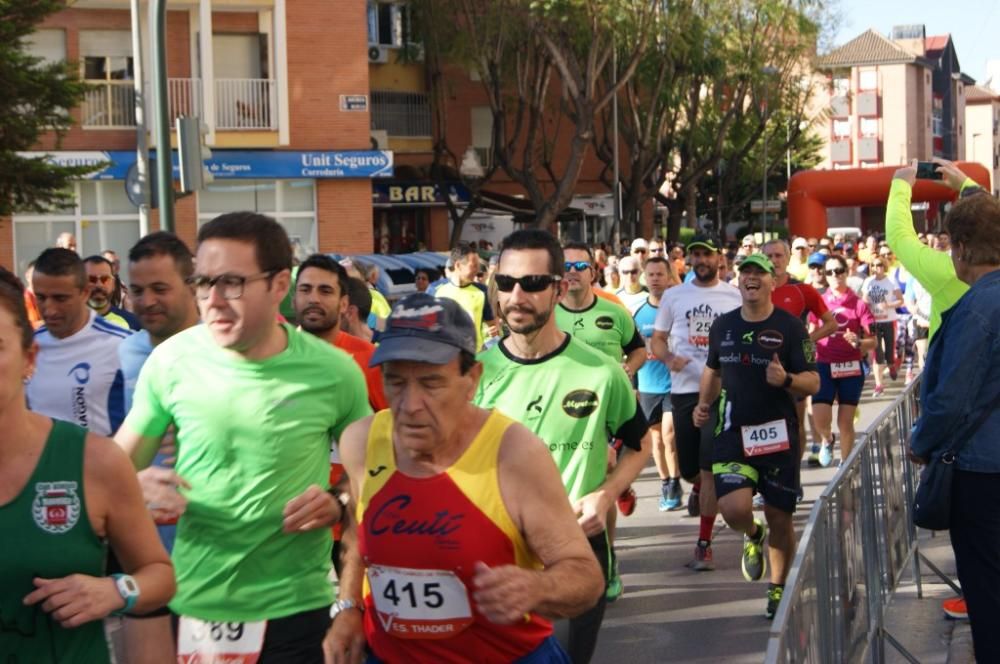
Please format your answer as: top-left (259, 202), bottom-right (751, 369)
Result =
top-left (198, 180), bottom-right (317, 257)
top-left (13, 181), bottom-right (140, 281)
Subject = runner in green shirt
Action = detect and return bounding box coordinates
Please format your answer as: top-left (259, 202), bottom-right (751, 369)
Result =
top-left (115, 213), bottom-right (371, 662)
top-left (474, 229), bottom-right (651, 664)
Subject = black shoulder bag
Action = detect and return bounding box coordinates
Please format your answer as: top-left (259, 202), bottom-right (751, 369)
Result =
top-left (913, 394), bottom-right (1000, 530)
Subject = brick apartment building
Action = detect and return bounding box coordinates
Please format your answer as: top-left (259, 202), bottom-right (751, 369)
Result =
top-left (811, 25), bottom-right (976, 231)
top-left (8, 0), bottom-right (378, 281)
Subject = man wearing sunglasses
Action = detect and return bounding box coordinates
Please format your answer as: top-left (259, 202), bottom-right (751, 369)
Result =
top-left (558, 242), bottom-right (647, 601)
top-left (27, 247), bottom-right (132, 437)
top-left (84, 255), bottom-right (141, 331)
top-left (475, 230), bottom-right (651, 664)
top-left (115, 212), bottom-right (372, 662)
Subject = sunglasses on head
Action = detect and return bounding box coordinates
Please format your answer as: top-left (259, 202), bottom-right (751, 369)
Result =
top-left (825, 268), bottom-right (846, 276)
top-left (564, 261), bottom-right (591, 272)
top-left (494, 274), bottom-right (561, 293)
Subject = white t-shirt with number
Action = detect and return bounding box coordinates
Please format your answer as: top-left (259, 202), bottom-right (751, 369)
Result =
top-left (861, 276), bottom-right (899, 322)
top-left (653, 280), bottom-right (741, 394)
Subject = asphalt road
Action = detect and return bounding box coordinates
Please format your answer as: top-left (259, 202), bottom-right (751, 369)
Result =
top-left (591, 377), bottom-right (911, 663)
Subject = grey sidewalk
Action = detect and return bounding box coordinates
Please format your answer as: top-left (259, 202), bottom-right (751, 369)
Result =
top-left (593, 379), bottom-right (969, 663)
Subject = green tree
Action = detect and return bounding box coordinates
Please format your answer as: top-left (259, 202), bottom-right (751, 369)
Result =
top-left (0, 0), bottom-right (96, 216)
top-left (426, 0), bottom-right (662, 230)
top-left (592, 0), bottom-right (836, 241)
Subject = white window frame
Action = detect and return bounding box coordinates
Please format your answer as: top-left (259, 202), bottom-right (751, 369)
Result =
top-left (859, 117), bottom-right (879, 138)
top-left (13, 181), bottom-right (140, 277)
top-left (196, 179), bottom-right (319, 256)
top-left (833, 119), bottom-right (851, 138)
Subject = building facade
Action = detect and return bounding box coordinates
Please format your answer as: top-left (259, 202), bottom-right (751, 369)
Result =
top-left (964, 85), bottom-right (1000, 196)
top-left (8, 0), bottom-right (377, 279)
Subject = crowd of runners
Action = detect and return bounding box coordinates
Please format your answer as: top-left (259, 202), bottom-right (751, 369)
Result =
top-left (0, 157), bottom-right (985, 662)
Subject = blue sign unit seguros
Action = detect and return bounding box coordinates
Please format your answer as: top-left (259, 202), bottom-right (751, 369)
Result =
top-left (22, 150), bottom-right (394, 180)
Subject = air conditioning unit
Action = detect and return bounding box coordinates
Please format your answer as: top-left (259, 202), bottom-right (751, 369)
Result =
top-left (368, 45), bottom-right (390, 64)
top-left (370, 130), bottom-right (389, 150)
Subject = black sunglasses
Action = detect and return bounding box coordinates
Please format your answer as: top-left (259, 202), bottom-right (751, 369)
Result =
top-left (494, 274), bottom-right (562, 293)
top-left (564, 261), bottom-right (591, 272)
top-left (825, 268), bottom-right (846, 276)
top-left (620, 269), bottom-right (639, 275)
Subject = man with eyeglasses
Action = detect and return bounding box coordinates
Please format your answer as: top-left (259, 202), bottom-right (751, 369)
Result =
top-left (115, 212), bottom-right (372, 662)
top-left (650, 234), bottom-right (741, 571)
top-left (27, 248), bottom-right (131, 437)
top-left (475, 229), bottom-right (651, 664)
top-left (84, 255), bottom-right (141, 331)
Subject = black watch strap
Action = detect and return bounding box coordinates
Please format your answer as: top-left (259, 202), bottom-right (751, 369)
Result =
top-left (782, 374), bottom-right (794, 389)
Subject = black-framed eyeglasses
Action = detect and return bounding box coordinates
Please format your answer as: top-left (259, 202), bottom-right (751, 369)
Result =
top-left (825, 268), bottom-right (846, 276)
top-left (494, 274), bottom-right (561, 293)
top-left (564, 261), bottom-right (591, 272)
top-left (187, 270), bottom-right (278, 300)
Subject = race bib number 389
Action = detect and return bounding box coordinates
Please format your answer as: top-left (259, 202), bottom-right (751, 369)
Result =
top-left (177, 617), bottom-right (266, 664)
top-left (368, 565), bottom-right (473, 640)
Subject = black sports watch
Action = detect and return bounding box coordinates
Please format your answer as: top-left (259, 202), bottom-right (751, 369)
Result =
top-left (782, 374), bottom-right (794, 390)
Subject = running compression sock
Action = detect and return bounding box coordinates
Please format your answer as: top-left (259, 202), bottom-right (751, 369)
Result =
top-left (699, 515), bottom-right (714, 542)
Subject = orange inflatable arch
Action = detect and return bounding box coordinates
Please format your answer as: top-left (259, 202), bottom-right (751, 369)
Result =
top-left (787, 162), bottom-right (991, 238)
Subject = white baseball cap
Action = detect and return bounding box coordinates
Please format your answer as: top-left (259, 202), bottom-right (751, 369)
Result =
top-left (630, 238), bottom-right (649, 252)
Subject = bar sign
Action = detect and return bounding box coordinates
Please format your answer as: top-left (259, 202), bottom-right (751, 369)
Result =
top-left (340, 95), bottom-right (369, 112)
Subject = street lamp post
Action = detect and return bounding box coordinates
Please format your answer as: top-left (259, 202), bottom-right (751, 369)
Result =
top-left (761, 66), bottom-right (779, 238)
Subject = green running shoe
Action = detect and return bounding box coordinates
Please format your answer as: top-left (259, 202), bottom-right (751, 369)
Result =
top-left (606, 562), bottom-right (624, 602)
top-left (766, 584), bottom-right (784, 619)
top-left (741, 518), bottom-right (768, 582)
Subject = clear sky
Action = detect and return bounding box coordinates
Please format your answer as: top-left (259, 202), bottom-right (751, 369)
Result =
top-left (832, 0), bottom-right (1000, 85)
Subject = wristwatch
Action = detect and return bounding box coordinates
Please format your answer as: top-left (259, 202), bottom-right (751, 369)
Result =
top-left (782, 374), bottom-right (794, 390)
top-left (330, 598), bottom-right (363, 620)
top-left (110, 573), bottom-right (140, 616)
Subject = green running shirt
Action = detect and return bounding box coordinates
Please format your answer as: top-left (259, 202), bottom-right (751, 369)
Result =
top-left (0, 420), bottom-right (108, 663)
top-left (474, 335), bottom-right (644, 502)
top-left (125, 324), bottom-right (372, 621)
top-left (555, 295), bottom-right (644, 362)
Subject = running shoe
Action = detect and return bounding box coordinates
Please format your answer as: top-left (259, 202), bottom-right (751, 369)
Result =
top-left (796, 486), bottom-right (804, 503)
top-left (818, 444), bottom-right (834, 468)
top-left (766, 585), bottom-right (784, 620)
top-left (752, 493), bottom-right (765, 510)
top-left (661, 478), bottom-right (683, 511)
top-left (658, 482), bottom-right (671, 512)
top-left (942, 597), bottom-right (968, 620)
top-left (872, 385), bottom-right (885, 397)
top-left (606, 563), bottom-right (624, 602)
top-left (807, 442), bottom-right (821, 467)
top-left (687, 488), bottom-right (700, 517)
top-left (687, 540), bottom-right (715, 571)
top-left (741, 519), bottom-right (768, 582)
top-left (617, 487), bottom-right (637, 516)
top-left (889, 366), bottom-right (899, 381)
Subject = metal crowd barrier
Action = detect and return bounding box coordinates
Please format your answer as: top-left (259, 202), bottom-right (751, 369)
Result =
top-left (764, 375), bottom-right (958, 663)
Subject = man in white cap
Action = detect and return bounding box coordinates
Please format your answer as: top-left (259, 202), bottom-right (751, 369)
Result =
top-left (788, 238), bottom-right (811, 281)
top-left (615, 255), bottom-right (648, 313)
top-left (630, 238), bottom-right (649, 266)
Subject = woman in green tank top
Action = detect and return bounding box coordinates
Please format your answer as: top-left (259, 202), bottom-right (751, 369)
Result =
top-left (0, 269), bottom-right (175, 662)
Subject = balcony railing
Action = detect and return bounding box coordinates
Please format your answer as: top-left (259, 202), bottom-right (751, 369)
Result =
top-left (81, 78), bottom-right (277, 131)
top-left (81, 81), bottom-right (136, 128)
top-left (371, 90), bottom-right (432, 137)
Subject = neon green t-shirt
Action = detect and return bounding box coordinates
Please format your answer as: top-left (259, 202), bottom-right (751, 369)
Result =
top-left (474, 335), bottom-right (639, 502)
top-left (125, 324), bottom-right (372, 621)
top-left (885, 178), bottom-right (969, 338)
top-left (369, 287), bottom-right (391, 320)
top-left (555, 294), bottom-right (642, 362)
top-left (435, 281), bottom-right (487, 350)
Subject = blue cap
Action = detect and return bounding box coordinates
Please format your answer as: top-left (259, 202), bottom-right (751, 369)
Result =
top-left (370, 293), bottom-right (477, 366)
top-left (807, 252), bottom-right (827, 267)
